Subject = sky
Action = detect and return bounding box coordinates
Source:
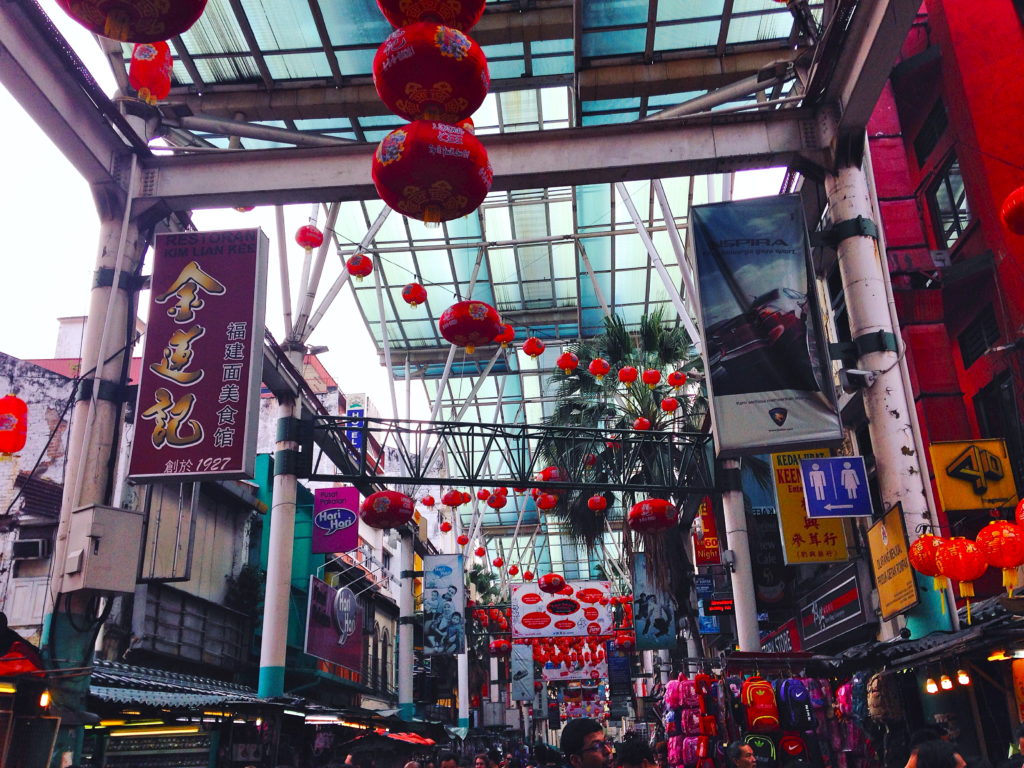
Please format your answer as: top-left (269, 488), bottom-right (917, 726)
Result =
top-left (0, 2), bottom-right (784, 420)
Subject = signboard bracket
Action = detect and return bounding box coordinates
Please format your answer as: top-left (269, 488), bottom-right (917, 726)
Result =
top-left (75, 378), bottom-right (130, 404)
top-left (811, 215), bottom-right (878, 247)
top-left (274, 447), bottom-right (311, 477)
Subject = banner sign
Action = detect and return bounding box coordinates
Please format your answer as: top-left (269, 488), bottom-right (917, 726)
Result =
top-left (867, 502), bottom-right (919, 620)
top-left (312, 487), bottom-right (360, 554)
top-left (773, 450), bottom-right (849, 564)
top-left (305, 576), bottom-right (363, 674)
top-left (798, 563), bottom-right (870, 649)
top-left (542, 656), bottom-right (608, 682)
top-left (693, 575), bottom-right (715, 600)
top-left (129, 229), bottom-right (269, 481)
top-left (423, 554), bottom-right (466, 655)
top-left (511, 643), bottom-right (534, 701)
top-left (690, 196), bottom-right (842, 457)
top-left (800, 457), bottom-right (874, 518)
top-left (760, 618), bottom-right (802, 653)
top-left (346, 405), bottom-right (365, 451)
top-left (511, 580), bottom-right (612, 638)
top-left (692, 496), bottom-right (722, 565)
top-left (929, 438), bottom-right (1018, 511)
top-left (632, 553), bottom-right (676, 650)
top-left (744, 456), bottom-right (789, 607)
top-left (697, 615), bottom-right (720, 634)
top-left (606, 641), bottom-right (632, 698)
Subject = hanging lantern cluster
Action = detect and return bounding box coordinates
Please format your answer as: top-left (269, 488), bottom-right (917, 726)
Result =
top-left (442, 488), bottom-right (471, 507)
top-left (129, 42), bottom-right (173, 105)
top-left (370, 1), bottom-right (492, 225)
top-left (56, 0), bottom-right (207, 42)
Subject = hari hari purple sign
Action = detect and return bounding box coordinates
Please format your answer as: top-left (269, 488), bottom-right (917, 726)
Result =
top-left (305, 576), bottom-right (363, 674)
top-left (312, 487), bottom-right (360, 554)
top-left (128, 229), bottom-right (268, 481)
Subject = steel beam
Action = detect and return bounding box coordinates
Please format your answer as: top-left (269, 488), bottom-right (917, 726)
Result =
top-left (138, 108), bottom-right (832, 209)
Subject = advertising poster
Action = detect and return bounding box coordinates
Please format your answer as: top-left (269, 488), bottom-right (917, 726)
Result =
top-left (797, 563), bottom-right (869, 649)
top-left (743, 456), bottom-right (789, 607)
top-left (129, 229), bottom-right (269, 481)
top-left (422, 554), bottom-right (466, 655)
top-left (312, 487), bottom-right (360, 554)
top-left (632, 553), bottom-right (676, 650)
top-left (511, 643), bottom-right (535, 701)
top-left (929, 438), bottom-right (1018, 511)
top-left (541, 656), bottom-right (608, 682)
top-left (692, 496), bottom-right (722, 566)
top-left (606, 641), bottom-right (632, 698)
top-left (690, 196), bottom-right (842, 457)
top-left (867, 502), bottom-right (918, 620)
top-left (773, 450), bottom-right (849, 564)
top-left (511, 580), bottom-right (612, 638)
top-left (305, 576), bottom-right (363, 674)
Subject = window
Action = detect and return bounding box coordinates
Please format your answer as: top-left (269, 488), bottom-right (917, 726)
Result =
top-left (958, 306), bottom-right (1000, 369)
top-left (975, 372), bottom-right (1024, 491)
top-left (929, 157), bottom-right (971, 248)
top-left (382, 550), bottom-right (392, 577)
top-left (914, 100), bottom-right (948, 166)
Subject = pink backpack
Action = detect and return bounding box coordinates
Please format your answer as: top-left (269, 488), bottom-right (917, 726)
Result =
top-left (666, 678), bottom-right (684, 709)
top-left (668, 736), bottom-right (685, 767)
top-left (682, 738), bottom-right (700, 768)
top-left (681, 708), bottom-right (702, 735)
top-left (680, 678), bottom-right (700, 708)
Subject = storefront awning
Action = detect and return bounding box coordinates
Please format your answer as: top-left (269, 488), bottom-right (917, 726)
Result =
top-left (90, 660), bottom-right (263, 709)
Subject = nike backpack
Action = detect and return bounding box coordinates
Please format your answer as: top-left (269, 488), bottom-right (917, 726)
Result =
top-left (780, 678), bottom-right (816, 730)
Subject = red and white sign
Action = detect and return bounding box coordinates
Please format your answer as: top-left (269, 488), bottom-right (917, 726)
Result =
top-left (693, 495), bottom-right (722, 566)
top-left (541, 657), bottom-right (609, 682)
top-left (511, 580), bottom-right (612, 638)
top-left (129, 229), bottom-right (268, 481)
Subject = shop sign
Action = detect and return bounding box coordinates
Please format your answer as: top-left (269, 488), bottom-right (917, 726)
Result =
top-left (346, 404), bottom-right (365, 451)
top-left (312, 486), bottom-right (360, 554)
top-left (304, 576), bottom-right (363, 675)
top-left (694, 575), bottom-right (715, 600)
top-left (606, 641), bottom-right (632, 697)
top-left (697, 615), bottom-right (720, 634)
top-left (797, 563), bottom-right (869, 649)
top-left (510, 580), bottom-right (612, 638)
top-left (541, 656), bottom-right (607, 682)
top-left (760, 618), bottom-right (802, 653)
top-left (867, 502), bottom-right (919, 620)
top-left (929, 439), bottom-right (1018, 511)
top-left (773, 450), bottom-right (849, 564)
top-left (129, 229), bottom-right (269, 482)
top-left (693, 495), bottom-right (722, 565)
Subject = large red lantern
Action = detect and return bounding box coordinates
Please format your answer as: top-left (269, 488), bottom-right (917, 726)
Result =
top-left (402, 282), bottom-right (428, 307)
top-left (346, 254), bottom-right (374, 281)
top-left (538, 573), bottom-right (566, 594)
top-left (508, 565), bottom-right (519, 576)
top-left (641, 369), bottom-right (661, 389)
top-left (376, 0), bottom-right (486, 31)
top-left (1001, 186), bottom-right (1024, 235)
top-left (457, 534), bottom-right (470, 546)
top-left (476, 488), bottom-right (491, 501)
top-left (475, 546), bottom-right (486, 557)
top-left (1015, 499), bottom-right (1024, 528)
top-left (588, 357), bottom-right (610, 381)
top-left (421, 495), bottom-right (435, 507)
top-left (55, 0), bottom-right (207, 42)
top-left (360, 490), bottom-right (415, 529)
top-left (492, 557), bottom-right (504, 567)
top-left (442, 489), bottom-right (465, 507)
top-left (439, 521), bottom-right (452, 533)
top-left (372, 121), bottom-right (493, 225)
top-left (523, 570), bottom-right (534, 581)
top-left (373, 23), bottom-right (489, 124)
top-left (438, 300), bottom-right (501, 353)
top-left (128, 42), bottom-right (172, 105)
top-left (295, 224), bottom-right (324, 252)
top-left (628, 498), bottom-right (678, 533)
top-left (557, 352), bottom-right (579, 375)
top-left (0, 396), bottom-right (28, 455)
top-left (976, 521), bottom-right (1024, 596)
top-left (633, 417), bottom-right (651, 431)
top-left (618, 366), bottom-right (638, 387)
top-left (935, 537), bottom-right (989, 622)
top-left (908, 533), bottom-right (949, 592)
top-left (538, 465), bottom-right (564, 483)
top-left (522, 337), bottom-right (545, 358)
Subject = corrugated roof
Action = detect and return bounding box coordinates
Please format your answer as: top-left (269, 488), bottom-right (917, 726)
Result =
top-left (90, 660), bottom-right (263, 707)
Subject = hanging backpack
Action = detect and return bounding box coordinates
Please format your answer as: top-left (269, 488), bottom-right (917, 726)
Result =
top-left (682, 708), bottom-right (703, 736)
top-left (744, 734), bottom-right (778, 768)
top-left (779, 735), bottom-right (812, 768)
top-left (780, 678), bottom-right (816, 730)
top-left (668, 735), bottom-right (686, 767)
top-left (726, 676), bottom-right (746, 720)
top-left (695, 673), bottom-right (714, 713)
top-left (666, 677), bottom-right (684, 710)
top-left (683, 737), bottom-right (701, 768)
top-left (834, 682), bottom-right (853, 721)
top-left (742, 676), bottom-right (781, 733)
top-left (681, 678), bottom-right (700, 708)
top-left (850, 672), bottom-right (870, 724)
top-left (665, 709), bottom-right (680, 736)
top-left (866, 672), bottom-right (904, 722)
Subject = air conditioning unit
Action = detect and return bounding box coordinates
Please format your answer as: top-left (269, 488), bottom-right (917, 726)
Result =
top-left (12, 539), bottom-right (51, 560)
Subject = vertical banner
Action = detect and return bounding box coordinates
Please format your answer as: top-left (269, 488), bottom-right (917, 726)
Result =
top-left (632, 553), bottom-right (677, 650)
top-left (692, 495), bottom-right (722, 565)
top-left (305, 577), bottom-right (364, 675)
top-left (422, 554), bottom-right (466, 655)
top-left (511, 643), bottom-right (534, 701)
top-left (773, 450), bottom-right (850, 564)
top-left (690, 196), bottom-right (842, 457)
top-left (312, 487), bottom-right (360, 554)
top-left (867, 502), bottom-right (919, 620)
top-left (129, 229), bottom-right (269, 481)
top-left (743, 456), bottom-right (789, 607)
top-left (605, 641), bottom-right (632, 698)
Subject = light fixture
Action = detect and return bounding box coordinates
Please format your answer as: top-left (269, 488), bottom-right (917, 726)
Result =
top-left (283, 709), bottom-right (305, 717)
top-left (38, 690), bottom-right (50, 708)
top-left (109, 725), bottom-right (200, 737)
top-left (989, 649), bottom-right (1010, 661)
top-left (940, 675), bottom-right (954, 690)
top-left (0, 683), bottom-right (15, 695)
top-left (925, 678), bottom-right (939, 694)
top-left (957, 669), bottom-right (972, 686)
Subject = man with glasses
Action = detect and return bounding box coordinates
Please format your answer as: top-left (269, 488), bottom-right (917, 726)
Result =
top-left (560, 718), bottom-right (612, 768)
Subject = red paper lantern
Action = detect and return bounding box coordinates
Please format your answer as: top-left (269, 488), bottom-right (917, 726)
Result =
top-left (487, 494), bottom-right (507, 509)
top-left (477, 488), bottom-right (491, 501)
top-left (935, 537), bottom-right (988, 598)
top-left (442, 489), bottom-right (464, 507)
top-left (492, 557), bottom-right (504, 567)
top-left (1015, 499), bottom-right (1024, 527)
top-left (461, 491), bottom-right (472, 504)
top-left (537, 493), bottom-right (558, 511)
top-left (439, 521), bottom-right (452, 533)
top-left (0, 396), bottom-right (28, 455)
top-left (557, 352), bottom-right (579, 375)
top-left (633, 417), bottom-right (651, 431)
top-left (373, 121), bottom-right (493, 225)
top-left (1001, 186), bottom-right (1024, 235)
top-left (538, 465), bottom-right (564, 483)
top-left (641, 369), bottom-right (661, 389)
top-left (909, 533), bottom-right (949, 591)
top-left (661, 397), bottom-right (679, 413)
top-left (628, 498), bottom-right (678, 533)
top-left (421, 495), bottom-right (435, 507)
top-left (618, 366), bottom-right (638, 387)
top-left (376, 0), bottom-right (486, 31)
top-left (559, 585), bottom-right (574, 596)
top-left (667, 370), bottom-right (687, 389)
top-left (373, 23), bottom-right (489, 124)
top-left (494, 486), bottom-right (508, 496)
top-left (494, 324), bottom-right (515, 348)
top-left (55, 0), bottom-right (207, 42)
top-left (402, 282), bottom-right (428, 307)
top-left (538, 573), bottom-right (566, 594)
top-left (976, 521), bottom-right (1024, 595)
top-left (508, 565), bottom-right (519, 576)
top-left (523, 570), bottom-right (534, 581)
top-left (438, 300), bottom-right (502, 353)
top-left (295, 224), bottom-right (324, 251)
top-left (583, 453), bottom-right (597, 468)
top-left (457, 534), bottom-right (470, 546)
top-left (614, 632), bottom-right (634, 651)
top-left (475, 546), bottom-right (486, 557)
top-left (587, 495), bottom-right (607, 512)
top-left (522, 337), bottom-right (546, 358)
top-left (129, 42), bottom-right (172, 105)
top-left (588, 357), bottom-right (610, 381)
top-left (490, 639), bottom-right (511, 655)
top-left (346, 253), bottom-right (374, 281)
top-left (360, 490), bottom-right (415, 529)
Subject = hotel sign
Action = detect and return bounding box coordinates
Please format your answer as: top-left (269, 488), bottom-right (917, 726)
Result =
top-left (129, 229), bottom-right (268, 481)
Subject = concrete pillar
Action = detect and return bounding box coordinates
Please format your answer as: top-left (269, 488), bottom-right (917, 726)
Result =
top-left (458, 651), bottom-right (470, 728)
top-left (720, 459), bottom-right (760, 650)
top-left (398, 528), bottom-right (415, 719)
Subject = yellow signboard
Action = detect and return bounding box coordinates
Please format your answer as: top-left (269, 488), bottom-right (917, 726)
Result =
top-left (929, 439), bottom-right (1018, 511)
top-left (867, 503), bottom-right (918, 620)
top-left (772, 450), bottom-right (850, 564)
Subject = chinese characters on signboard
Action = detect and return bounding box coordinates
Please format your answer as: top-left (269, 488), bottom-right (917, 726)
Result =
top-left (772, 450), bottom-right (850, 564)
top-left (129, 229), bottom-right (269, 481)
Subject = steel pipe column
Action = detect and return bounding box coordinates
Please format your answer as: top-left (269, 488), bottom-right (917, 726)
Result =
top-left (398, 527), bottom-right (416, 720)
top-left (721, 458), bottom-right (760, 650)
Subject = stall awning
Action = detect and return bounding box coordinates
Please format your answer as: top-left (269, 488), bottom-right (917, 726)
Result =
top-left (89, 660), bottom-right (263, 708)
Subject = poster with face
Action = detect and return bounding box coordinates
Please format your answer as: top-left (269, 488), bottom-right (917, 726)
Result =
top-left (422, 554), bottom-right (466, 655)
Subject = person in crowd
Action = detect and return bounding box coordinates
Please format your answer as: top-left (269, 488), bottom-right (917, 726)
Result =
top-left (404, 762), bottom-right (422, 768)
top-left (1001, 725), bottom-right (1024, 768)
top-left (915, 741), bottom-right (966, 768)
top-left (560, 717), bottom-right (612, 768)
top-left (725, 742), bottom-right (756, 768)
top-left (614, 738), bottom-right (657, 768)
top-left (439, 754), bottom-right (460, 768)
top-left (489, 750), bottom-right (505, 768)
